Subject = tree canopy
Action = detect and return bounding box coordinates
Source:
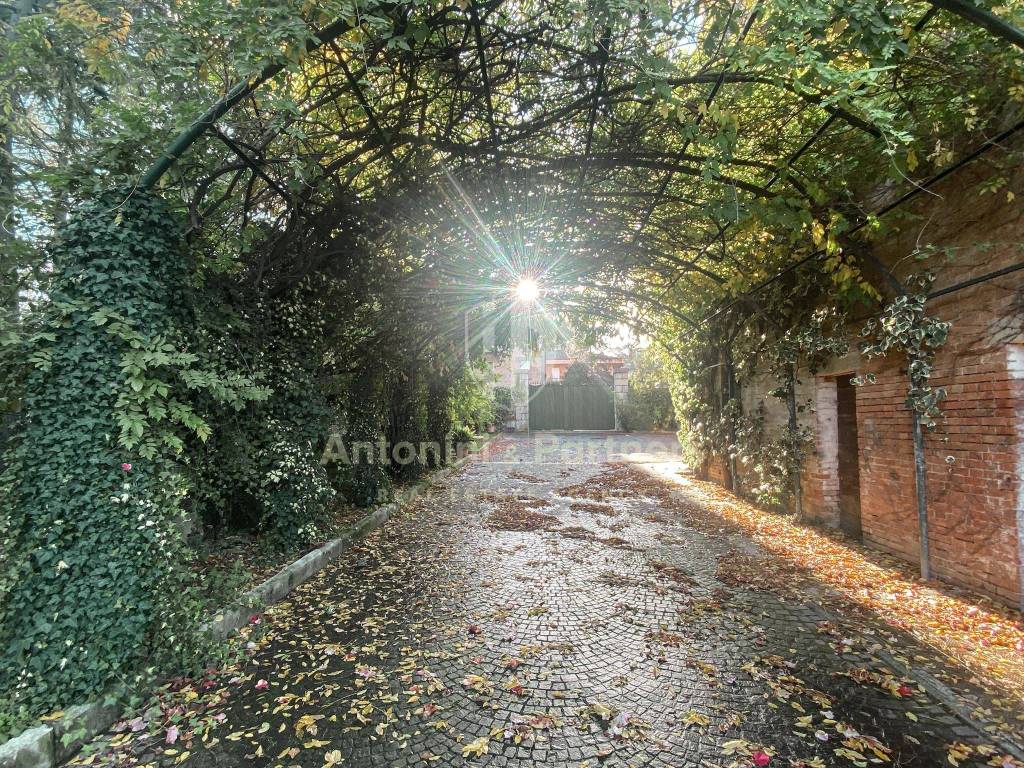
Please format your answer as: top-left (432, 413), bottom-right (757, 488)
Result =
top-left (4, 0), bottom-right (1021, 336)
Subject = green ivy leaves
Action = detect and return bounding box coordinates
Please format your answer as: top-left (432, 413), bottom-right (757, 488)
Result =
top-left (0, 191), bottom-right (265, 727)
top-left (858, 272), bottom-right (950, 428)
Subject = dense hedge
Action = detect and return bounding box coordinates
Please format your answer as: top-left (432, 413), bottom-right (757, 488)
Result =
top-left (192, 283), bottom-right (335, 544)
top-left (0, 193), bottom-right (500, 731)
top-left (343, 367), bottom-right (393, 506)
top-left (0, 192), bottom-right (196, 715)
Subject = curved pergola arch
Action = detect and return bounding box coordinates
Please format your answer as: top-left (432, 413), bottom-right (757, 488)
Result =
top-left (128, 0), bottom-right (1024, 333)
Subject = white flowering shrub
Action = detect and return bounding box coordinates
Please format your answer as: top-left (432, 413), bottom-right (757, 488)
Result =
top-left (192, 279), bottom-right (337, 545)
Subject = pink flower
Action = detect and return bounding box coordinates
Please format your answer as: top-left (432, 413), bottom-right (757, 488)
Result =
top-left (248, 614), bottom-right (261, 625)
top-left (121, 463), bottom-right (132, 472)
top-left (255, 679), bottom-right (269, 690)
top-left (752, 750), bottom-right (771, 767)
top-left (165, 725), bottom-right (179, 745)
top-left (897, 684), bottom-right (913, 697)
top-left (355, 665), bottom-right (376, 680)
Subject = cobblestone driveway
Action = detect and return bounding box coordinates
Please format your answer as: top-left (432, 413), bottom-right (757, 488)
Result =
top-left (76, 433), bottom-right (1022, 768)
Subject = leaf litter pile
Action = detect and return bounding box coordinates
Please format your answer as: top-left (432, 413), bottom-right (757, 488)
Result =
top-left (65, 444), bottom-right (1024, 768)
top-left (643, 462), bottom-right (1019, 720)
top-left (479, 491), bottom-right (560, 531)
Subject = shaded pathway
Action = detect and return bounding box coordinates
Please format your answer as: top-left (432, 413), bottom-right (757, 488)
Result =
top-left (73, 434), bottom-right (1023, 768)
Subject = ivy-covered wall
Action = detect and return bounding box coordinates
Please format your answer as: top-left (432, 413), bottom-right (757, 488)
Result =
top-left (0, 192), bottom-right (197, 714)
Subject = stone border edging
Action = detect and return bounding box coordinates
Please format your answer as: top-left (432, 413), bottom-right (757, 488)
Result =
top-left (0, 435), bottom-right (495, 768)
top-left (874, 649), bottom-right (1024, 762)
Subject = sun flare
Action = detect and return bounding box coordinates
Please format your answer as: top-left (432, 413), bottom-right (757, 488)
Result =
top-left (514, 277), bottom-right (540, 303)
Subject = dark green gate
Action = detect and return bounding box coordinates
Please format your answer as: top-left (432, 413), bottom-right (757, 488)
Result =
top-left (528, 383), bottom-right (615, 431)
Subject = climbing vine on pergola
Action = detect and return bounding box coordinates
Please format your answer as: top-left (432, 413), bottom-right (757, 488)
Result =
top-left (1, 0), bottom-right (1023, 730)
top-left (7, 0), bottom-right (1022, 310)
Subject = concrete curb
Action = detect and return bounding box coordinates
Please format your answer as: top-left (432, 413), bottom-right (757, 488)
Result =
top-left (0, 435), bottom-right (495, 768)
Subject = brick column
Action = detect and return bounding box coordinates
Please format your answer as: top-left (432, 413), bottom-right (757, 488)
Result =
top-left (809, 376), bottom-right (840, 528)
top-left (613, 368), bottom-right (629, 401)
top-left (1010, 344), bottom-right (1024, 610)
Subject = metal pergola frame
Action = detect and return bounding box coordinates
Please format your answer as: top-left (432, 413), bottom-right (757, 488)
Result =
top-left (127, 0), bottom-right (1024, 584)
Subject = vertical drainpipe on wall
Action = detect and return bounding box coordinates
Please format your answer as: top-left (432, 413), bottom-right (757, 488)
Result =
top-left (911, 408), bottom-right (931, 580)
top-left (725, 349), bottom-right (739, 493)
top-left (863, 254), bottom-right (932, 579)
top-left (787, 362), bottom-right (804, 520)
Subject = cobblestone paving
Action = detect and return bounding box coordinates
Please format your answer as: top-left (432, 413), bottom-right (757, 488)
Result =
top-left (74, 434), bottom-right (1023, 768)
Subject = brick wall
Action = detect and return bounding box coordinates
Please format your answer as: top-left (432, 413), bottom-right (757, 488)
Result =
top-left (717, 143), bottom-right (1024, 607)
top-left (804, 377), bottom-right (840, 529)
top-left (737, 367), bottom-right (841, 525)
top-left (855, 153), bottom-right (1024, 606)
top-left (706, 454), bottom-right (732, 488)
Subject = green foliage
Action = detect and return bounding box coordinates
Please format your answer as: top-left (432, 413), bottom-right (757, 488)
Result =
top-left (450, 424), bottom-right (476, 454)
top-left (618, 349), bottom-right (678, 433)
top-left (0, 191), bottom-right (261, 721)
top-left (385, 369), bottom-right (430, 482)
top-left (450, 363), bottom-right (497, 434)
top-left (616, 390), bottom-right (675, 433)
top-left (669, 335), bottom-right (733, 471)
top-left (192, 283), bottom-right (334, 545)
top-left (255, 422), bottom-right (336, 543)
top-left (732, 405), bottom-right (814, 509)
top-left (669, 283), bottom-right (847, 507)
top-left (856, 272), bottom-right (951, 428)
top-left (493, 386), bottom-right (514, 429)
top-left (425, 375), bottom-right (454, 470)
top-left (563, 362), bottom-right (604, 386)
top-left (342, 368), bottom-right (392, 507)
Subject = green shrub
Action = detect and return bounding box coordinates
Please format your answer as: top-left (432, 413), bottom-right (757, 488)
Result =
top-left (344, 368), bottom-right (392, 506)
top-left (192, 283), bottom-right (333, 545)
top-left (450, 363), bottom-right (496, 433)
top-left (385, 370), bottom-right (429, 482)
top-left (493, 386), bottom-right (514, 428)
top-left (616, 400), bottom-right (641, 432)
top-left (564, 361), bottom-right (604, 385)
top-left (0, 192), bottom-right (204, 716)
top-left (425, 374), bottom-right (453, 468)
top-left (618, 387), bottom-right (677, 432)
top-left (451, 424), bottom-right (476, 457)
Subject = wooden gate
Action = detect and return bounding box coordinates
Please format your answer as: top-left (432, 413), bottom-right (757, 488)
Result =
top-left (527, 383), bottom-right (615, 431)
